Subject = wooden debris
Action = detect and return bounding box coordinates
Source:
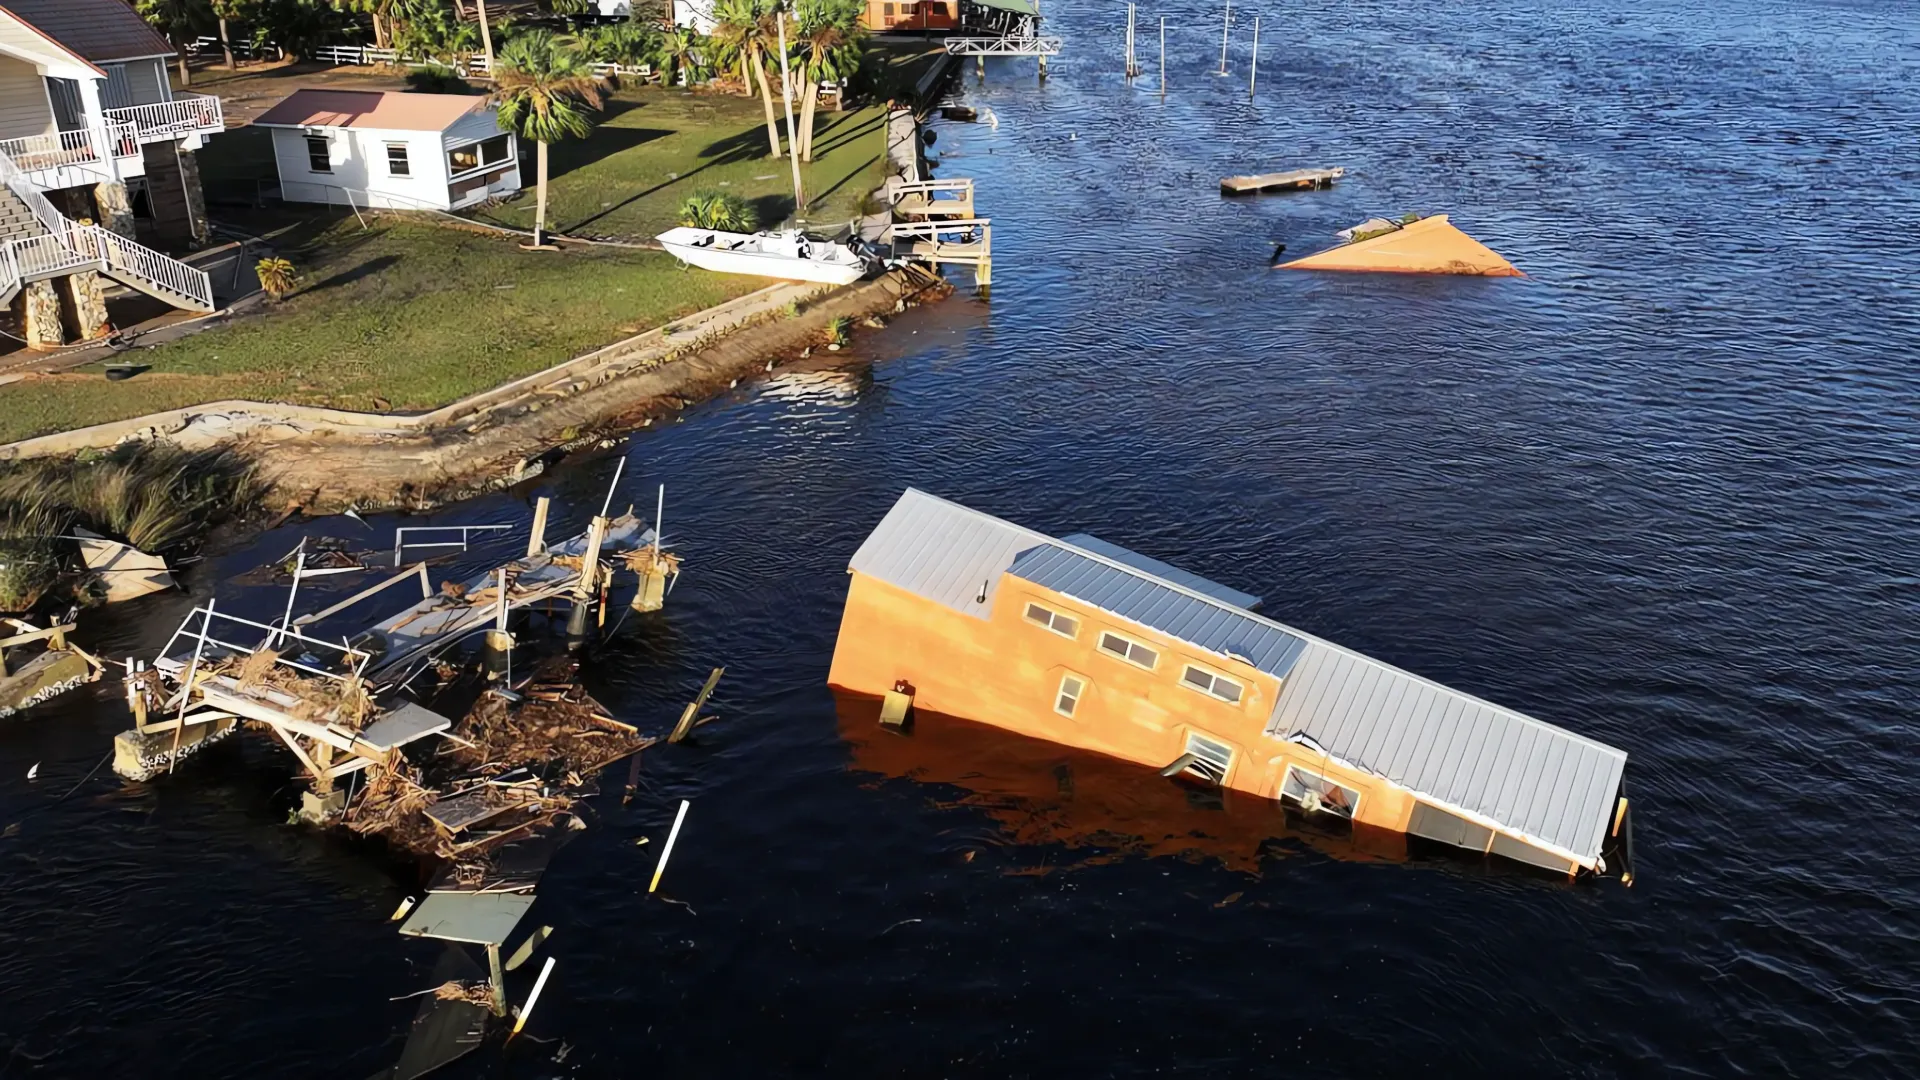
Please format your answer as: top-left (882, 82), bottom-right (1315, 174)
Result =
top-left (1219, 166), bottom-right (1344, 195)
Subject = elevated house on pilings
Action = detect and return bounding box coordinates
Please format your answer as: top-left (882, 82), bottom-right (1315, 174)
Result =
top-left (0, 0), bottom-right (226, 348)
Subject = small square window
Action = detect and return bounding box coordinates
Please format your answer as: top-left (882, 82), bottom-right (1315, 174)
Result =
top-left (1097, 631), bottom-right (1158, 670)
top-left (1280, 765), bottom-right (1360, 819)
top-left (1055, 673), bottom-right (1085, 717)
top-left (1181, 732), bottom-right (1233, 785)
top-left (385, 141), bottom-right (410, 176)
top-left (449, 144), bottom-right (480, 173)
top-left (1181, 664), bottom-right (1243, 705)
top-left (304, 134), bottom-right (331, 173)
top-left (1023, 602), bottom-right (1079, 639)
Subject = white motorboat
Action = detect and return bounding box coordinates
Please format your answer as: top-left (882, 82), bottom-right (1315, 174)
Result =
top-left (655, 227), bottom-right (875, 285)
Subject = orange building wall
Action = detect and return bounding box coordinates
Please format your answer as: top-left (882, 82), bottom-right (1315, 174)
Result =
top-left (861, 0), bottom-right (958, 31)
top-left (827, 571), bottom-right (1420, 837)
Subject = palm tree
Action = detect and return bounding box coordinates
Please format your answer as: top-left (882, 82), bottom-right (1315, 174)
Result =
top-left (650, 25), bottom-right (704, 86)
top-left (489, 32), bottom-right (605, 247)
top-left (793, 0), bottom-right (864, 161)
top-left (711, 0), bottom-right (783, 159)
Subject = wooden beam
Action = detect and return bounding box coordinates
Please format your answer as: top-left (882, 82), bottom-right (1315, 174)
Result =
top-left (293, 563), bottom-right (433, 626)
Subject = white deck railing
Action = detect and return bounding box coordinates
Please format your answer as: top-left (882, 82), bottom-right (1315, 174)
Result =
top-left (104, 94), bottom-right (225, 143)
top-left (0, 125), bottom-right (132, 182)
top-left (0, 142), bottom-right (214, 312)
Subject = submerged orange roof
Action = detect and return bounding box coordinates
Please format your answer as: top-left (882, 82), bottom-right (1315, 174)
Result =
top-left (1279, 214), bottom-right (1521, 276)
top-left (252, 90), bottom-right (486, 133)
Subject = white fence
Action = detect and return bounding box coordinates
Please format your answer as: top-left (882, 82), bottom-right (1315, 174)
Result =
top-left (309, 43), bottom-right (654, 81)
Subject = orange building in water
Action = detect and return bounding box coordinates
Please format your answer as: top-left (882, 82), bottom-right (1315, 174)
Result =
top-left (828, 489), bottom-right (1635, 879)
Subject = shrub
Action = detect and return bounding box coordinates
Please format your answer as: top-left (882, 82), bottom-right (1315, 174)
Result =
top-left (677, 191), bottom-right (757, 232)
top-left (406, 64), bottom-right (473, 94)
top-left (256, 257), bottom-right (299, 300)
top-left (825, 315), bottom-right (851, 346)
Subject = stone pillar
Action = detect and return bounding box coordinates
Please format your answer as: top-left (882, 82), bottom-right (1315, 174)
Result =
top-left (63, 270), bottom-right (111, 341)
top-left (175, 146), bottom-right (210, 247)
top-left (19, 279), bottom-right (64, 349)
top-left (93, 180), bottom-right (137, 241)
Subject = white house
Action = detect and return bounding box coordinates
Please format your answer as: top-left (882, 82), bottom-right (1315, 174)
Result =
top-left (0, 0), bottom-right (228, 346)
top-left (253, 90), bottom-right (522, 212)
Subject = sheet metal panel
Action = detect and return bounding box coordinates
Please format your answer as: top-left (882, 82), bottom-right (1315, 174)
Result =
top-left (1006, 544), bottom-right (1308, 677)
top-left (848, 489), bottom-right (1051, 618)
top-left (1267, 639), bottom-right (1625, 863)
top-left (1061, 533), bottom-right (1264, 610)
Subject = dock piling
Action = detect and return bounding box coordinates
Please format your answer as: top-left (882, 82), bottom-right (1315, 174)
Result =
top-left (1249, 17), bottom-right (1259, 95)
top-left (1160, 16), bottom-right (1166, 97)
top-left (1218, 1), bottom-right (1231, 76)
top-left (527, 496), bottom-right (550, 557)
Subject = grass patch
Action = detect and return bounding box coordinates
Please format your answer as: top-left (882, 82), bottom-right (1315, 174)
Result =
top-left (0, 213), bottom-right (760, 444)
top-left (470, 86), bottom-right (895, 239)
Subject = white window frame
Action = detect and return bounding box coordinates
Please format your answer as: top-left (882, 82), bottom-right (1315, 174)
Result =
top-left (304, 133), bottom-right (331, 174)
top-left (1023, 601), bottom-right (1080, 639)
top-left (1096, 629), bottom-right (1159, 671)
top-left (1279, 764), bottom-right (1362, 819)
top-left (1180, 663), bottom-right (1244, 706)
top-left (1181, 731), bottom-right (1233, 785)
top-left (1054, 672), bottom-right (1086, 718)
top-left (385, 140), bottom-right (411, 177)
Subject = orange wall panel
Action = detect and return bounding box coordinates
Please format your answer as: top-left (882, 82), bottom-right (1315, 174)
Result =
top-left (828, 571), bottom-right (1419, 837)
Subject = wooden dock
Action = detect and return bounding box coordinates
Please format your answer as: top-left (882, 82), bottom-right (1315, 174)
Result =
top-left (888, 178), bottom-right (975, 220)
top-left (889, 218), bottom-right (992, 287)
top-left (1220, 167), bottom-right (1345, 195)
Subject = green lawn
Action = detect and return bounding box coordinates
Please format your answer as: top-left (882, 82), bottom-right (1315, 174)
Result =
top-left (470, 86), bottom-right (895, 240)
top-left (0, 215), bottom-right (758, 443)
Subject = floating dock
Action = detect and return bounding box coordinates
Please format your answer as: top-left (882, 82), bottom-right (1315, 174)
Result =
top-left (1220, 167), bottom-right (1345, 195)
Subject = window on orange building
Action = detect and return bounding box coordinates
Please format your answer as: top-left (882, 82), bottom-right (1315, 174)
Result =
top-left (1097, 630), bottom-right (1158, 670)
top-left (1055, 673), bottom-right (1086, 717)
top-left (1181, 664), bottom-right (1244, 705)
top-left (1181, 731), bottom-right (1233, 785)
top-left (1280, 764), bottom-right (1360, 819)
top-left (1024, 602), bottom-right (1080, 639)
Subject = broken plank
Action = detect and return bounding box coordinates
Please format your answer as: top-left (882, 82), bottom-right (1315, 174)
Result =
top-left (424, 787), bottom-right (525, 835)
top-left (669, 667), bottom-right (724, 744)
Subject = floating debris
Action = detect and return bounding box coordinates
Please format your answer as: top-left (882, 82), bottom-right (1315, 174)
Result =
top-left (75, 527), bottom-right (174, 602)
top-left (1277, 213), bottom-right (1522, 276)
top-left (1, 616), bottom-right (104, 720)
top-left (1219, 166), bottom-right (1343, 195)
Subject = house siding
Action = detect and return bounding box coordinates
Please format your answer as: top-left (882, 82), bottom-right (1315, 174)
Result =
top-left (270, 125), bottom-right (458, 210)
top-left (123, 58), bottom-right (168, 105)
top-left (0, 55), bottom-right (53, 140)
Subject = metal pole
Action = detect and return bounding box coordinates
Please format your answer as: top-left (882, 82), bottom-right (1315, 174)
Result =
top-left (1160, 16), bottom-right (1166, 97)
top-left (776, 5), bottom-right (806, 214)
top-left (1249, 16), bottom-right (1258, 96)
top-left (275, 538), bottom-right (306, 649)
top-left (1218, 1), bottom-right (1230, 75)
top-left (599, 455), bottom-right (626, 520)
top-left (653, 483), bottom-right (665, 552)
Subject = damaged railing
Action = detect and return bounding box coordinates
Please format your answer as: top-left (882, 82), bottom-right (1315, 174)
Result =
top-left (393, 524), bottom-right (516, 566)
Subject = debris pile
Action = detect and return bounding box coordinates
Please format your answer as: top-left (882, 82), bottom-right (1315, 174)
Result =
top-left (344, 657), bottom-right (651, 860)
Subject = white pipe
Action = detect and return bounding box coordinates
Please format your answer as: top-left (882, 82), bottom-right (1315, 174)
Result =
top-left (511, 955), bottom-right (556, 1035)
top-left (649, 798), bottom-right (691, 894)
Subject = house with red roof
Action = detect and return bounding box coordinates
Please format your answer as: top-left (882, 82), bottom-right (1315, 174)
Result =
top-left (253, 89), bottom-right (522, 212)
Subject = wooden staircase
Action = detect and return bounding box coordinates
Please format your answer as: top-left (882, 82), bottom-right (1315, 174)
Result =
top-left (0, 148), bottom-right (212, 314)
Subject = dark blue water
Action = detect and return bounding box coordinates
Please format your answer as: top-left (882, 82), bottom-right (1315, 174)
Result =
top-left (4, 0), bottom-right (1918, 1074)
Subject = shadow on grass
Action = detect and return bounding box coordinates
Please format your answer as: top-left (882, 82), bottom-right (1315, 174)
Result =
top-left (559, 138), bottom-right (764, 234)
top-left (302, 253), bottom-right (402, 296)
top-left (808, 153), bottom-right (882, 209)
top-left (542, 126), bottom-right (675, 182)
top-left (803, 113), bottom-right (887, 161)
